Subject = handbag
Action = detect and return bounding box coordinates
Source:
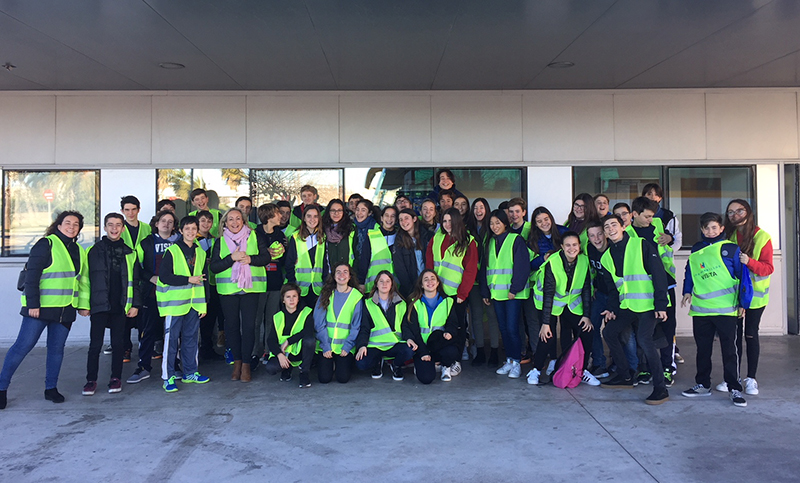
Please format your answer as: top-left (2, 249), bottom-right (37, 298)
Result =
top-left (17, 263), bottom-right (28, 292)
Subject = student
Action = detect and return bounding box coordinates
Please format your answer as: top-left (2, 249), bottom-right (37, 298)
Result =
top-left (235, 196), bottom-right (258, 229)
top-left (480, 209), bottom-right (530, 379)
top-left (720, 199), bottom-right (773, 395)
top-left (254, 204), bottom-right (287, 369)
top-left (353, 199), bottom-right (380, 286)
top-left (209, 208), bottom-right (270, 382)
top-left (427, 169), bottom-right (466, 202)
top-left (118, 195), bottom-right (151, 363)
top-left (466, 198), bottom-right (499, 366)
top-left (189, 188), bottom-right (222, 238)
top-left (565, 193), bottom-right (600, 243)
top-left (419, 199), bottom-right (439, 248)
top-left (347, 193), bottom-right (364, 217)
top-left (80, 213), bottom-right (143, 396)
top-left (402, 270), bottom-right (460, 383)
top-left (394, 194), bottom-right (413, 212)
top-left (321, 199), bottom-right (355, 271)
top-left (196, 210), bottom-right (224, 361)
top-left (527, 231), bottom-right (599, 386)
top-left (196, 211), bottom-right (215, 251)
top-left (157, 216), bottom-right (210, 393)
top-left (285, 205), bottom-right (326, 310)
top-left (507, 197), bottom-right (531, 239)
top-left (264, 284), bottom-right (315, 388)
top-left (599, 214), bottom-right (670, 406)
top-left (612, 203), bottom-right (632, 229)
top-left (364, 205), bottom-right (398, 291)
top-left (438, 189), bottom-right (455, 212)
top-left (156, 199), bottom-right (176, 213)
top-left (642, 183), bottom-right (682, 252)
top-left (276, 200), bottom-right (292, 233)
top-left (680, 212), bottom-right (752, 407)
top-left (393, 209), bottom-right (426, 299)
top-left (127, 210), bottom-right (180, 384)
top-left (594, 194), bottom-right (610, 218)
top-left (0, 212), bottom-right (88, 409)
top-left (355, 271), bottom-right (414, 381)
top-left (453, 195), bottom-right (470, 219)
top-left (286, 185), bottom-right (321, 238)
top-left (314, 263), bottom-right (363, 384)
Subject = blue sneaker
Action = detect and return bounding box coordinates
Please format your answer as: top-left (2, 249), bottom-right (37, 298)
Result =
top-left (163, 376), bottom-right (178, 393)
top-left (225, 348), bottom-right (234, 365)
top-left (182, 372), bottom-right (210, 384)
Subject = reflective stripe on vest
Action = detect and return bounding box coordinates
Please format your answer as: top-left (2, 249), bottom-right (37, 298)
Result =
top-left (487, 233), bottom-right (529, 301)
top-left (365, 229), bottom-right (394, 291)
top-left (120, 221), bottom-right (151, 250)
top-left (21, 235), bottom-right (86, 309)
top-left (78, 245), bottom-right (137, 313)
top-left (688, 242), bottom-right (739, 317)
top-left (365, 299), bottom-right (407, 350)
top-left (214, 230), bottom-right (267, 295)
top-left (548, 251), bottom-right (589, 316)
top-left (320, 289), bottom-right (362, 354)
top-left (272, 307), bottom-right (312, 367)
top-left (600, 238), bottom-right (655, 313)
top-left (529, 247), bottom-right (546, 310)
top-left (293, 233), bottom-right (325, 297)
top-left (732, 229), bottom-right (771, 309)
top-left (414, 297), bottom-right (453, 344)
top-left (625, 218), bottom-right (676, 278)
top-left (156, 243), bottom-right (207, 316)
top-left (432, 232), bottom-right (473, 296)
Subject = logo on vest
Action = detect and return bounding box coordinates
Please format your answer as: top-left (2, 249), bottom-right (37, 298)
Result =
top-left (697, 261), bottom-right (721, 280)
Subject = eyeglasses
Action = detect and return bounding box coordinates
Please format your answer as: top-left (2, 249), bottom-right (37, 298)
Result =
top-left (328, 209), bottom-right (344, 213)
top-left (726, 208), bottom-right (746, 217)
top-left (573, 203), bottom-right (585, 209)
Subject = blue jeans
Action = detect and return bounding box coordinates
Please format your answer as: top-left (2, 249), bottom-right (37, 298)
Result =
top-left (355, 343), bottom-right (414, 371)
top-left (162, 310), bottom-right (200, 380)
top-left (494, 298), bottom-right (522, 362)
top-left (0, 316), bottom-right (70, 390)
top-left (590, 291), bottom-right (608, 368)
top-left (624, 330), bottom-right (639, 370)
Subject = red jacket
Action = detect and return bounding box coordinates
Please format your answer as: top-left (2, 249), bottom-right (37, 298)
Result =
top-left (425, 233), bottom-right (478, 301)
top-left (743, 227), bottom-right (774, 277)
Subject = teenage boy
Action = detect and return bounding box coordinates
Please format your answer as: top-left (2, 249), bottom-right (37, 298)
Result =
top-left (286, 185), bottom-right (320, 238)
top-left (80, 213), bottom-right (143, 396)
top-left (507, 198), bottom-right (531, 239)
top-left (627, 196), bottom-right (677, 385)
top-left (254, 204), bottom-right (287, 369)
top-left (506, 197), bottom-right (535, 362)
top-left (236, 196), bottom-right (258, 229)
top-left (394, 194), bottom-right (413, 212)
top-left (680, 212), bottom-right (752, 407)
top-left (156, 199), bottom-right (176, 213)
top-left (196, 210), bottom-right (223, 361)
top-left (116, 195), bottom-right (151, 363)
top-left (599, 214), bottom-right (670, 405)
top-left (276, 200), bottom-right (292, 232)
top-left (612, 203), bottom-right (632, 228)
top-left (438, 189), bottom-right (455, 212)
top-left (347, 193), bottom-right (364, 217)
top-left (189, 188), bottom-right (222, 238)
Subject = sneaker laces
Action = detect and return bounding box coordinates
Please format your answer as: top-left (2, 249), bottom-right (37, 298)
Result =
top-left (689, 384), bottom-right (705, 391)
top-left (731, 389), bottom-right (744, 399)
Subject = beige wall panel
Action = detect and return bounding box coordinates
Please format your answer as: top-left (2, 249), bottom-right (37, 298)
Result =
top-left (0, 95), bottom-right (55, 165)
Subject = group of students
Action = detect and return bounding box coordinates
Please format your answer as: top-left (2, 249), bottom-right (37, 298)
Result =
top-left (0, 170), bottom-right (773, 410)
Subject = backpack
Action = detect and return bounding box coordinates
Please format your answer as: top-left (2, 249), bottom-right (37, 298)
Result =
top-left (551, 338), bottom-right (585, 389)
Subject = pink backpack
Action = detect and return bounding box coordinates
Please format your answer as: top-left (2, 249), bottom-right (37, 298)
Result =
top-left (552, 338), bottom-right (585, 389)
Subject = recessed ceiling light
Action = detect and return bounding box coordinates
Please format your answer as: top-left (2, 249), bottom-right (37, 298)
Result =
top-left (547, 61), bottom-right (575, 69)
top-left (158, 62), bottom-right (185, 70)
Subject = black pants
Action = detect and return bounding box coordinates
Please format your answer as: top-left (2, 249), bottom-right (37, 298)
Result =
top-left (737, 306), bottom-right (764, 379)
top-left (264, 337), bottom-right (316, 375)
top-left (317, 352), bottom-right (354, 384)
top-left (137, 296), bottom-right (163, 372)
top-left (124, 313), bottom-right (139, 352)
top-left (200, 286), bottom-right (224, 352)
top-left (533, 311), bottom-right (592, 371)
top-left (659, 288), bottom-right (677, 369)
top-left (519, 297), bottom-right (541, 357)
top-left (451, 296), bottom-right (468, 354)
top-left (87, 311), bottom-right (127, 381)
top-left (603, 309), bottom-right (667, 390)
top-left (694, 315), bottom-right (743, 391)
top-left (413, 331), bottom-right (461, 384)
top-left (220, 292), bottom-right (260, 362)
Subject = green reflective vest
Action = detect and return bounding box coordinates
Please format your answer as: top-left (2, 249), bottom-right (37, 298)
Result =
top-left (688, 242), bottom-right (739, 317)
top-left (120, 221), bottom-right (151, 250)
top-left (189, 209), bottom-right (221, 238)
top-left (271, 307), bottom-right (312, 367)
top-left (515, 221), bottom-right (531, 241)
top-left (79, 243), bottom-right (137, 313)
top-left (319, 289), bottom-right (362, 354)
top-left (626, 218), bottom-right (676, 279)
top-left (414, 297), bottom-right (453, 344)
top-left (432, 231), bottom-right (473, 296)
top-left (530, 247), bottom-right (546, 310)
top-left (214, 231), bottom-right (267, 295)
top-left (156, 242), bottom-right (207, 317)
top-left (486, 233), bottom-right (530, 301)
top-left (365, 298), bottom-right (407, 350)
top-left (365, 229), bottom-right (394, 291)
top-left (600, 238), bottom-right (655, 313)
top-left (284, 211), bottom-right (302, 239)
top-left (548, 251), bottom-right (589, 316)
top-left (292, 233), bottom-right (325, 297)
top-left (732, 229), bottom-right (771, 309)
top-left (21, 235), bottom-right (87, 309)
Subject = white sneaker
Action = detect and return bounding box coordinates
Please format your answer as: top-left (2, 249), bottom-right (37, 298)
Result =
top-left (581, 369), bottom-right (601, 386)
top-left (450, 361), bottom-right (462, 377)
top-left (441, 366), bottom-right (452, 382)
top-left (527, 368), bottom-right (540, 385)
top-left (496, 358), bottom-right (513, 375)
top-left (546, 359), bottom-right (556, 376)
top-left (715, 381), bottom-right (728, 392)
top-left (743, 377), bottom-right (759, 395)
top-left (508, 361), bottom-right (521, 379)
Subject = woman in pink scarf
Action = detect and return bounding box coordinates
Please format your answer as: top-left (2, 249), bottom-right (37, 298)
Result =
top-left (209, 208), bottom-right (271, 382)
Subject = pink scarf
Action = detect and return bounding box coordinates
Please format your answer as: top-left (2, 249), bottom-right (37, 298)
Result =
top-left (223, 226), bottom-right (253, 290)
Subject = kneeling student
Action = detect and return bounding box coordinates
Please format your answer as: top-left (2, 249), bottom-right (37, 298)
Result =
top-left (264, 284), bottom-right (315, 388)
top-left (680, 212), bottom-right (752, 407)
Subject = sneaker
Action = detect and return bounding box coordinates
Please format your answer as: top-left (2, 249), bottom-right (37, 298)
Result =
top-left (508, 361), bottom-right (521, 379)
top-left (520, 354), bottom-right (531, 365)
top-left (590, 365), bottom-right (610, 379)
top-left (441, 366), bottom-right (452, 382)
top-left (715, 381), bottom-right (728, 392)
top-left (163, 376), bottom-right (178, 393)
top-left (730, 389), bottom-right (747, 407)
top-left (126, 368), bottom-right (150, 384)
top-left (743, 377), bottom-right (759, 395)
top-left (224, 348), bottom-right (234, 365)
top-left (581, 370), bottom-right (601, 386)
top-left (645, 388), bottom-right (669, 405)
top-left (299, 372), bottom-right (311, 388)
top-left (461, 347), bottom-right (470, 361)
top-left (280, 368), bottom-right (292, 382)
top-left (82, 381), bottom-right (97, 396)
top-left (182, 372), bottom-right (210, 384)
top-left (392, 365), bottom-right (404, 381)
top-left (496, 358), bottom-right (513, 375)
top-left (123, 349), bottom-right (132, 363)
top-left (372, 362), bottom-right (383, 379)
top-left (527, 368), bottom-right (540, 385)
top-left (103, 345), bottom-right (112, 355)
top-left (681, 384), bottom-right (712, 397)
top-left (637, 372), bottom-right (652, 385)
top-left (602, 373), bottom-right (635, 389)
top-left (674, 353), bottom-right (685, 364)
top-left (450, 361), bottom-right (462, 377)
top-left (546, 359), bottom-right (556, 376)
top-left (108, 378), bottom-right (122, 393)
top-left (663, 370), bottom-right (674, 388)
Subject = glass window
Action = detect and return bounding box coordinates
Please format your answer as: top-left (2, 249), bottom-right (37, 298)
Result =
top-left (251, 169), bottom-right (343, 208)
top-left (667, 166), bottom-right (755, 248)
top-left (573, 166), bottom-right (663, 210)
top-left (157, 169), bottom-right (251, 218)
top-left (3, 170), bottom-right (99, 256)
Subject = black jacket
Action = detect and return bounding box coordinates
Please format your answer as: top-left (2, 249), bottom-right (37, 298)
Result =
top-left (391, 242), bottom-right (422, 299)
top-left (401, 297), bottom-right (458, 358)
top-left (356, 294), bottom-right (405, 349)
top-left (602, 233), bottom-right (669, 314)
top-left (86, 237), bottom-right (143, 314)
top-left (541, 251), bottom-right (592, 326)
top-left (266, 306), bottom-right (315, 357)
top-left (138, 232), bottom-right (178, 299)
top-left (159, 240), bottom-right (209, 298)
top-left (209, 231), bottom-right (272, 278)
